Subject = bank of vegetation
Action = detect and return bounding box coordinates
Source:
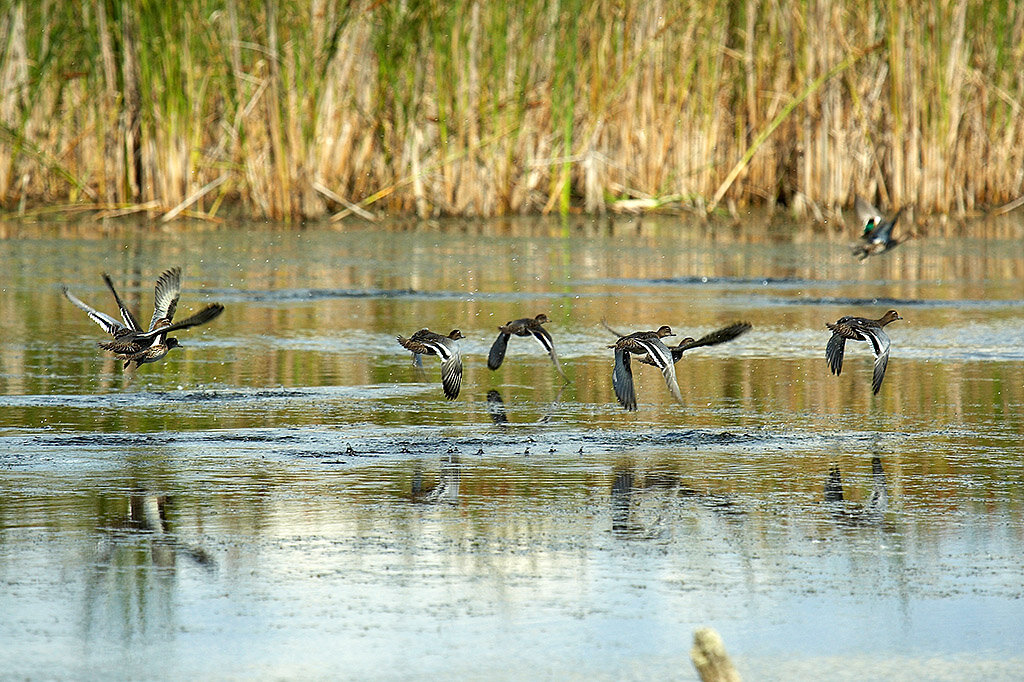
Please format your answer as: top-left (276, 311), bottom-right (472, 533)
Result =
top-left (0, 0), bottom-right (1022, 222)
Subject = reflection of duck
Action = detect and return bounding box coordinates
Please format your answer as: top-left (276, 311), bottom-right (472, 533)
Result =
top-left (83, 490), bottom-right (214, 642)
top-left (824, 457), bottom-right (888, 525)
top-left (610, 466), bottom-right (742, 538)
top-left (852, 196), bottom-right (908, 261)
top-left (487, 314), bottom-right (569, 382)
top-left (610, 468), bottom-right (644, 536)
top-left (609, 326), bottom-right (684, 411)
top-left (62, 267), bottom-right (224, 369)
top-left (486, 386), bottom-right (566, 427)
top-left (826, 310), bottom-right (902, 394)
top-left (486, 389), bottom-right (509, 425)
top-left (397, 328), bottom-right (464, 399)
top-left (96, 491), bottom-right (214, 570)
top-left (411, 454), bottom-right (461, 505)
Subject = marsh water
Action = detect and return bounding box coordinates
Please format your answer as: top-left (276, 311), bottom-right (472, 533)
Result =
top-left (2, 215), bottom-right (1023, 679)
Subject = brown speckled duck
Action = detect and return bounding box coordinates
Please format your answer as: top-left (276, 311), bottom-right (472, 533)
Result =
top-left (487, 313), bottom-right (568, 382)
top-left (609, 325), bottom-right (684, 411)
top-left (826, 309), bottom-right (902, 394)
top-left (604, 320), bottom-right (751, 367)
top-left (62, 267), bottom-right (224, 370)
top-left (397, 328), bottom-right (464, 400)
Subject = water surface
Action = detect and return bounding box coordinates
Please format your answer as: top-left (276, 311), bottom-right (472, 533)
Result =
top-left (1, 215), bottom-right (1023, 679)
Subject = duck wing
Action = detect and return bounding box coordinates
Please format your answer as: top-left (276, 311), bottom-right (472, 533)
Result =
top-left (150, 267), bottom-right (182, 330)
top-left (62, 286), bottom-right (128, 337)
top-left (612, 348), bottom-right (637, 411)
top-left (865, 327), bottom-right (892, 394)
top-left (874, 208), bottom-right (905, 242)
top-left (101, 274), bottom-right (142, 332)
top-left (487, 331), bottom-right (511, 370)
top-left (640, 337), bottom-right (685, 405)
top-left (129, 304), bottom-right (224, 341)
top-left (600, 318), bottom-right (627, 338)
top-left (531, 326), bottom-right (569, 382)
top-left (825, 333), bottom-right (847, 376)
top-left (672, 322), bottom-right (751, 361)
top-left (437, 339), bottom-right (463, 400)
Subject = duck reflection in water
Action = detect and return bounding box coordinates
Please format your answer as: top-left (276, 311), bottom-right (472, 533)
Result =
top-left (82, 490), bottom-right (214, 642)
top-left (611, 465), bottom-right (742, 539)
top-left (411, 454), bottom-right (461, 505)
top-left (824, 456), bottom-right (889, 526)
top-left (94, 490), bottom-right (214, 571)
top-left (486, 387), bottom-right (566, 427)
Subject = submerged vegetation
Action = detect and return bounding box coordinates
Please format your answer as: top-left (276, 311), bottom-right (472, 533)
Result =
top-left (0, 0), bottom-right (1022, 221)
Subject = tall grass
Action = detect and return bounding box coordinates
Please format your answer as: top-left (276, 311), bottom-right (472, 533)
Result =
top-left (1, 0), bottom-right (1022, 221)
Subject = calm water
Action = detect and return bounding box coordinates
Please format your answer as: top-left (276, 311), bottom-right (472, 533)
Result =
top-left (1, 215), bottom-right (1023, 679)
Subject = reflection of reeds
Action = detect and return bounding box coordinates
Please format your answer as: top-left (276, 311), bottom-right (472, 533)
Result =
top-left (1, 0), bottom-right (1022, 220)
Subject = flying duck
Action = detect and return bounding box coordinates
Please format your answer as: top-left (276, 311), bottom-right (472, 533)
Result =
top-left (397, 328), bottom-right (465, 400)
top-left (610, 325), bottom-right (684, 411)
top-left (825, 309), bottom-right (902, 394)
top-left (62, 267), bottom-right (224, 369)
top-left (852, 196), bottom-right (908, 261)
top-left (487, 313), bottom-right (569, 382)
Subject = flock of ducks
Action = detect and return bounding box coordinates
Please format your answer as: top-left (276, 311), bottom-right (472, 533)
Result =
top-left (61, 197), bottom-right (907, 409)
top-left (62, 268), bottom-right (224, 370)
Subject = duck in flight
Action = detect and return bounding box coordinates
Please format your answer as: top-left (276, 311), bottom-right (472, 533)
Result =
top-left (825, 309), bottom-right (902, 394)
top-left (62, 267), bottom-right (224, 369)
top-left (603, 320), bottom-right (751, 367)
top-left (397, 328), bottom-right (465, 400)
top-left (852, 196), bottom-right (907, 261)
top-left (487, 313), bottom-right (569, 382)
top-left (610, 325), bottom-right (685, 411)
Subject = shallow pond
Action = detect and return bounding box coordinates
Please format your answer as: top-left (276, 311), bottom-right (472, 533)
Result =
top-left (1, 214), bottom-right (1023, 679)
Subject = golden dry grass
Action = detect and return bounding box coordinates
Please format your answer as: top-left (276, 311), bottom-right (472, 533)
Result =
top-left (0, 0), bottom-right (1022, 221)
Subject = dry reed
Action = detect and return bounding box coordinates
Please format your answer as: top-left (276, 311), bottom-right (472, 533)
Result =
top-left (0, 0), bottom-right (1022, 221)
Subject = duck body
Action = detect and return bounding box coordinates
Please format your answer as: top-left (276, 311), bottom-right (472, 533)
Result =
top-left (611, 325), bottom-right (684, 411)
top-left (397, 328), bottom-right (464, 400)
top-left (825, 309), bottom-right (902, 394)
top-left (636, 321), bottom-right (752, 367)
top-left (487, 313), bottom-right (568, 381)
top-left (62, 267), bottom-right (224, 369)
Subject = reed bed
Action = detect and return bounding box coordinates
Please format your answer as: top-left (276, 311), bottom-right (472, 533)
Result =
top-left (1, 0), bottom-right (1022, 222)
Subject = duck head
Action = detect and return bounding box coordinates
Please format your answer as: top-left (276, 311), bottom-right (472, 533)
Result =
top-left (880, 310), bottom-right (902, 325)
top-left (656, 325), bottom-right (675, 338)
top-left (534, 313), bottom-right (550, 324)
top-left (447, 329), bottom-right (465, 340)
